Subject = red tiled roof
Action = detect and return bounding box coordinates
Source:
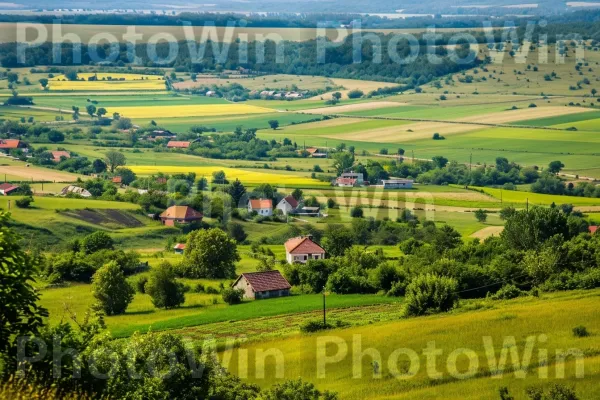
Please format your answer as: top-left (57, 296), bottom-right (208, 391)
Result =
top-left (112, 176), bottom-right (122, 183)
top-left (174, 243), bottom-right (186, 250)
top-left (305, 147), bottom-right (319, 154)
top-left (336, 177), bottom-right (357, 186)
top-left (281, 195), bottom-right (298, 209)
top-left (51, 151), bottom-right (70, 161)
top-left (0, 183), bottom-right (19, 193)
top-left (167, 141), bottom-right (191, 148)
top-left (236, 270), bottom-right (291, 293)
top-left (160, 205), bottom-right (203, 220)
top-left (249, 199), bottom-right (272, 209)
top-left (285, 236), bottom-right (325, 255)
top-left (0, 139), bottom-right (22, 149)
top-left (590, 226), bottom-right (598, 235)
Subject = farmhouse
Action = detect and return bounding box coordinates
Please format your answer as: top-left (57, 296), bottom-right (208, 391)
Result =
top-left (0, 183), bottom-right (20, 195)
top-left (159, 205), bottom-right (203, 226)
top-left (167, 141), bottom-right (191, 149)
top-left (335, 177), bottom-right (358, 187)
top-left (590, 226), bottom-right (598, 235)
top-left (248, 199), bottom-right (273, 216)
top-left (173, 243), bottom-right (186, 254)
top-left (285, 235), bottom-right (326, 264)
top-left (232, 270), bottom-right (291, 300)
top-left (382, 179), bottom-right (414, 189)
top-left (0, 139), bottom-right (27, 152)
top-left (276, 195), bottom-right (299, 216)
top-left (51, 151), bottom-right (70, 162)
top-left (340, 172), bottom-right (364, 185)
top-left (304, 147), bottom-right (327, 158)
top-left (61, 185), bottom-right (92, 198)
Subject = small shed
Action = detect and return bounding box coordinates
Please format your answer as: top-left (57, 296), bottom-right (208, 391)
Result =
top-left (232, 270), bottom-right (292, 300)
top-left (173, 243), bottom-right (186, 254)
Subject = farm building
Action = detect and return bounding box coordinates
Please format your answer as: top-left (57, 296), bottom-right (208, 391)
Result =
top-left (167, 141), bottom-right (191, 149)
top-left (112, 176), bottom-right (123, 185)
top-left (51, 151), bottom-right (71, 162)
top-left (232, 270), bottom-right (291, 300)
top-left (159, 205), bottom-right (203, 226)
top-left (276, 195), bottom-right (299, 216)
top-left (382, 179), bottom-right (414, 189)
top-left (590, 226), bottom-right (598, 235)
top-left (294, 207), bottom-right (321, 217)
top-left (173, 243), bottom-right (186, 254)
top-left (340, 172), bottom-right (364, 185)
top-left (248, 199), bottom-right (273, 216)
top-left (0, 139), bottom-right (27, 152)
top-left (0, 183), bottom-right (20, 195)
top-left (285, 235), bottom-right (326, 264)
top-left (335, 177), bottom-right (358, 187)
top-left (61, 185), bottom-right (92, 198)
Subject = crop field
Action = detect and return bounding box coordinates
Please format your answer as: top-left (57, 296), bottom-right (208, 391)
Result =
top-left (0, 105), bottom-right (66, 121)
top-left (129, 165), bottom-right (330, 186)
top-left (226, 290), bottom-right (600, 399)
top-left (47, 73), bottom-right (166, 91)
top-left (473, 186), bottom-right (600, 206)
top-left (109, 103), bottom-right (274, 119)
top-left (0, 160), bottom-right (82, 182)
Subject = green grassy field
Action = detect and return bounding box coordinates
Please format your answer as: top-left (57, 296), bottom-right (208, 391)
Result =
top-left (226, 289), bottom-right (600, 399)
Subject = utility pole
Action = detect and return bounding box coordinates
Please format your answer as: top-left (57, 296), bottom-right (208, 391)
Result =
top-left (322, 286), bottom-right (327, 327)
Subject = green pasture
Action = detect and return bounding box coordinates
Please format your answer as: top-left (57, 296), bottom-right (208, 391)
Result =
top-left (472, 186), bottom-right (600, 206)
top-left (0, 105), bottom-right (66, 121)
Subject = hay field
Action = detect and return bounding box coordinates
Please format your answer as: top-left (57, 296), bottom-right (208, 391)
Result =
top-left (312, 78), bottom-right (397, 100)
top-left (0, 164), bottom-right (81, 182)
top-left (108, 103), bottom-right (274, 119)
top-left (48, 73), bottom-right (165, 91)
top-left (470, 225), bottom-right (505, 239)
top-left (128, 165), bottom-right (328, 186)
top-left (302, 101), bottom-right (405, 114)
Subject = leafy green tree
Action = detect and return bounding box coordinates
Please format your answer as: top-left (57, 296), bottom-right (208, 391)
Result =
top-left (405, 274), bottom-right (459, 316)
top-left (332, 92), bottom-right (342, 100)
top-left (350, 206), bottom-right (364, 218)
top-left (291, 188), bottom-right (303, 201)
top-left (432, 156), bottom-right (449, 168)
top-left (332, 151), bottom-right (355, 175)
top-left (227, 222), bottom-right (247, 243)
top-left (115, 167), bottom-right (136, 185)
top-left (38, 78), bottom-right (48, 88)
top-left (321, 224), bottom-right (354, 257)
top-left (268, 119), bottom-right (279, 130)
top-left (92, 261), bottom-right (135, 315)
top-left (433, 225), bottom-right (462, 253)
top-left (347, 89), bottom-right (364, 99)
top-left (181, 228), bottom-right (240, 278)
top-left (548, 160), bottom-right (565, 174)
top-left (222, 288), bottom-right (244, 305)
top-left (81, 231), bottom-right (114, 254)
top-left (104, 150), bottom-right (126, 173)
top-left (474, 209), bottom-right (488, 223)
top-left (92, 158), bottom-right (107, 173)
top-left (0, 212), bottom-right (48, 358)
top-left (211, 170), bottom-right (227, 184)
top-left (47, 130), bottom-right (65, 143)
top-left (501, 206), bottom-right (569, 251)
top-left (261, 378), bottom-right (338, 400)
top-left (86, 104), bottom-right (96, 118)
top-left (96, 107), bottom-right (107, 118)
top-left (15, 196), bottom-right (34, 208)
top-left (227, 179), bottom-right (247, 207)
top-left (145, 261), bottom-right (185, 309)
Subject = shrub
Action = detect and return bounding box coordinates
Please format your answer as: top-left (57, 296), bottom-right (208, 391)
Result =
top-left (261, 378), bottom-right (338, 400)
top-left (404, 274), bottom-right (459, 316)
top-left (205, 286), bottom-right (219, 295)
top-left (91, 261), bottom-right (135, 315)
top-left (300, 319), bottom-right (331, 333)
top-left (350, 206), bottom-right (364, 218)
top-left (222, 288), bottom-right (244, 305)
top-left (145, 262), bottom-right (186, 309)
top-left (15, 196), bottom-right (33, 208)
top-left (81, 231), bottom-right (114, 254)
top-left (194, 283), bottom-right (205, 293)
top-left (491, 284), bottom-right (524, 300)
top-left (572, 325), bottom-right (589, 338)
top-left (136, 276), bottom-right (148, 293)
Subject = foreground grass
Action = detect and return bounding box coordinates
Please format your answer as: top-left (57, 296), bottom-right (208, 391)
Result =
top-left (226, 290), bottom-right (600, 399)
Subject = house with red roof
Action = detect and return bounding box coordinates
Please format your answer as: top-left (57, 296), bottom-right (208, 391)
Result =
top-left (0, 183), bottom-right (20, 196)
top-left (284, 235), bottom-right (326, 264)
top-left (335, 177), bottom-right (358, 187)
top-left (232, 270), bottom-right (291, 300)
top-left (173, 243), bottom-right (186, 254)
top-left (589, 226), bottom-right (598, 235)
top-left (248, 198), bottom-right (273, 216)
top-left (0, 139), bottom-right (27, 153)
top-left (276, 195), bottom-right (299, 216)
top-left (159, 205), bottom-right (203, 226)
top-left (112, 176), bottom-right (122, 185)
top-left (51, 151), bottom-right (70, 162)
top-left (167, 141), bottom-right (191, 149)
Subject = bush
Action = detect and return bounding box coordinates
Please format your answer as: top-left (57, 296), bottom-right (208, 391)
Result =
top-left (222, 287), bottom-right (244, 305)
top-left (572, 325), bottom-right (589, 338)
top-left (350, 206), bottom-right (364, 218)
top-left (136, 276), bottom-right (148, 293)
top-left (261, 378), bottom-right (338, 400)
top-left (91, 261), bottom-right (135, 315)
top-left (194, 283), bottom-right (205, 293)
top-left (145, 262), bottom-right (186, 309)
top-left (405, 274), bottom-right (459, 316)
top-left (491, 284), bottom-right (524, 300)
top-left (15, 196), bottom-right (33, 208)
top-left (300, 319), bottom-right (331, 333)
top-left (81, 231), bottom-right (114, 254)
top-left (347, 89), bottom-right (364, 99)
top-left (205, 286), bottom-right (219, 295)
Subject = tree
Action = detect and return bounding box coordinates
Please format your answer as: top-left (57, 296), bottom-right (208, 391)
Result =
top-left (96, 107), bottom-right (107, 118)
top-left (222, 288), bottom-right (244, 305)
top-left (548, 160), bottom-right (565, 174)
top-left (81, 231), bottom-right (114, 254)
top-left (474, 209), bottom-right (488, 223)
top-left (227, 222), bottom-right (248, 243)
top-left (398, 148), bottom-right (405, 155)
top-left (332, 151), bottom-right (355, 175)
top-left (332, 92), bottom-right (342, 100)
top-left (350, 206), bottom-right (364, 218)
top-left (115, 167), bottom-right (136, 185)
top-left (592, 88), bottom-right (597, 97)
top-left (181, 228), bottom-right (240, 279)
top-left (501, 206), bottom-right (569, 251)
top-left (347, 89), bottom-right (364, 99)
top-left (211, 170), bottom-right (227, 184)
top-left (65, 70), bottom-right (78, 81)
top-left (405, 274), bottom-right (459, 316)
top-left (86, 104), bottom-right (97, 118)
top-left (432, 133), bottom-right (445, 140)
top-left (92, 158), bottom-right (107, 173)
top-left (432, 156), bottom-right (449, 168)
top-left (15, 196), bottom-right (34, 208)
top-left (268, 119), bottom-right (279, 130)
top-left (321, 224), bottom-right (354, 257)
top-left (261, 379), bottom-right (338, 400)
top-left (47, 130), bottom-right (65, 143)
top-left (145, 261), bottom-right (185, 309)
top-left (105, 150), bottom-right (126, 173)
top-left (291, 188), bottom-right (303, 201)
top-left (91, 261), bottom-right (135, 315)
top-left (116, 117), bottom-right (133, 130)
top-left (0, 212), bottom-right (48, 357)
top-left (38, 78), bottom-right (48, 88)
top-left (227, 179), bottom-right (247, 207)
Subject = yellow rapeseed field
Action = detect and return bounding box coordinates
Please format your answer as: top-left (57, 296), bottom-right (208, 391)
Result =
top-left (129, 166), bottom-right (328, 186)
top-left (110, 104), bottom-right (274, 118)
top-left (48, 73), bottom-right (165, 91)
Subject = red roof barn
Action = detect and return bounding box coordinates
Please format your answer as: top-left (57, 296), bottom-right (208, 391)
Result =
top-left (167, 141), bottom-right (191, 149)
top-left (159, 205), bottom-right (203, 226)
top-left (232, 270), bottom-right (291, 300)
top-left (0, 139), bottom-right (26, 150)
top-left (0, 183), bottom-right (20, 195)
